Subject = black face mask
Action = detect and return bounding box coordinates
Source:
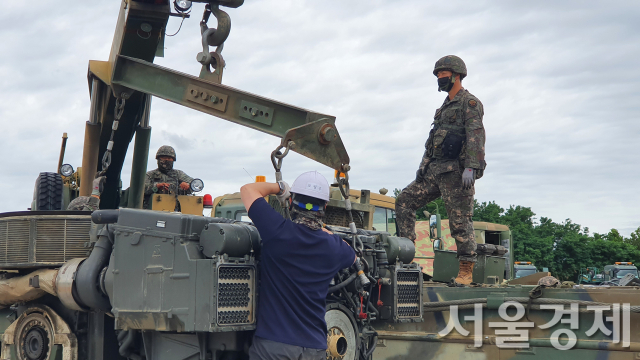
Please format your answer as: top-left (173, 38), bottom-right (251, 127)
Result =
top-left (438, 75), bottom-right (455, 92)
top-left (158, 159), bottom-right (174, 172)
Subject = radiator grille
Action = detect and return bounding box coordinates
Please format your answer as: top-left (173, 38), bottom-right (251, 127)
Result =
top-left (216, 265), bottom-right (255, 326)
top-left (325, 208), bottom-right (365, 228)
top-left (0, 215), bottom-right (91, 267)
top-left (0, 220), bottom-right (30, 263)
top-left (395, 269), bottom-right (422, 320)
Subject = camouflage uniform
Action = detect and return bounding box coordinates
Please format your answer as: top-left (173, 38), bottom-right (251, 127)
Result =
top-left (143, 169), bottom-right (194, 208)
top-left (67, 196), bottom-right (100, 211)
top-left (396, 86), bottom-right (486, 263)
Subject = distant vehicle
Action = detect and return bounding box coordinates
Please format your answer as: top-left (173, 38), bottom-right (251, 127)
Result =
top-left (603, 262), bottom-right (639, 281)
top-left (513, 261), bottom-right (538, 278)
top-left (578, 267), bottom-right (604, 285)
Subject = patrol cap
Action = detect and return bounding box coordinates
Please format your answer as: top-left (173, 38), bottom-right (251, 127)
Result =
top-left (290, 171), bottom-right (330, 202)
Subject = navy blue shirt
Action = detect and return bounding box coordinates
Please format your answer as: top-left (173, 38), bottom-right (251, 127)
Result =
top-left (248, 198), bottom-right (355, 349)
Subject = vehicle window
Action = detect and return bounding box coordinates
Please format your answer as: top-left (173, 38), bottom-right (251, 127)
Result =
top-left (387, 209), bottom-right (396, 235)
top-left (373, 207), bottom-right (387, 232)
top-left (515, 269), bottom-right (537, 278)
top-left (235, 211), bottom-right (248, 221)
top-left (616, 269), bottom-right (638, 278)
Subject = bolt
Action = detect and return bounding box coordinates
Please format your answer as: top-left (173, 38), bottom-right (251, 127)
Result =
top-left (220, 229), bottom-right (225, 235)
top-left (210, 95), bottom-right (219, 104)
top-left (190, 89), bottom-right (199, 98)
top-left (251, 108), bottom-right (258, 116)
top-left (200, 92), bottom-right (210, 100)
top-left (196, 52), bottom-right (208, 64)
top-left (140, 23), bottom-right (152, 32)
top-left (322, 127), bottom-right (336, 143)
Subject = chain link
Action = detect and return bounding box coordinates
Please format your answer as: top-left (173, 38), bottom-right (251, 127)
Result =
top-left (100, 94), bottom-right (127, 175)
top-left (270, 141), bottom-right (296, 220)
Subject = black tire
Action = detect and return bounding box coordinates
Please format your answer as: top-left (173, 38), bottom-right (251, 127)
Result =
top-left (34, 172), bottom-right (63, 210)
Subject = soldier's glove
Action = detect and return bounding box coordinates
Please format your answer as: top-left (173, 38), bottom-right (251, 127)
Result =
top-left (276, 181), bottom-right (291, 206)
top-left (462, 168), bottom-right (475, 189)
top-left (179, 182), bottom-right (190, 191)
top-left (415, 158), bottom-right (430, 183)
top-left (156, 183), bottom-right (170, 191)
top-left (91, 176), bottom-right (106, 197)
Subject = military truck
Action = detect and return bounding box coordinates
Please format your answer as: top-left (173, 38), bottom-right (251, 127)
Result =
top-left (513, 261), bottom-right (538, 279)
top-left (4, 1), bottom-right (640, 360)
top-left (413, 215), bottom-right (512, 282)
top-left (213, 176), bottom-right (396, 232)
top-left (603, 262), bottom-right (639, 282)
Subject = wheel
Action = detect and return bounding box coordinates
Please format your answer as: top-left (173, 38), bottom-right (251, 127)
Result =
top-left (33, 172), bottom-right (63, 210)
top-left (326, 308), bottom-right (357, 360)
top-left (14, 312), bottom-right (53, 360)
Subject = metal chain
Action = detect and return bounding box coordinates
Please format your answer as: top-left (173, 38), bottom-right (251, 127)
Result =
top-left (270, 141), bottom-right (295, 220)
top-left (100, 94), bottom-right (127, 175)
top-left (337, 165), bottom-right (363, 254)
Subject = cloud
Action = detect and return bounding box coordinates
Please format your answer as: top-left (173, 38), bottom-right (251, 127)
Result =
top-left (0, 0), bottom-right (639, 236)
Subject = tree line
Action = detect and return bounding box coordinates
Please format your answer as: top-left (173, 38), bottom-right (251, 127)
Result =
top-left (394, 190), bottom-right (640, 281)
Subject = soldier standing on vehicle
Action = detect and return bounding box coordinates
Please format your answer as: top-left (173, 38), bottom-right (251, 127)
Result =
top-left (240, 171), bottom-right (356, 360)
top-left (395, 55), bottom-right (486, 286)
top-left (143, 145), bottom-right (195, 208)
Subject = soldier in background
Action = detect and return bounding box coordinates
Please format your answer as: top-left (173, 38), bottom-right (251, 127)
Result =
top-left (143, 145), bottom-right (195, 208)
top-left (395, 55), bottom-right (486, 286)
top-left (67, 176), bottom-right (105, 211)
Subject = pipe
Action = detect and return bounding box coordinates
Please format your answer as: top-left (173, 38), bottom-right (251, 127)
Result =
top-left (92, 210), bottom-right (120, 224)
top-left (80, 78), bottom-right (103, 196)
top-left (57, 132), bottom-right (68, 174)
top-left (328, 272), bottom-right (357, 294)
top-left (0, 269), bottom-right (59, 308)
top-left (128, 95), bottom-right (152, 209)
top-left (74, 229), bottom-right (113, 311)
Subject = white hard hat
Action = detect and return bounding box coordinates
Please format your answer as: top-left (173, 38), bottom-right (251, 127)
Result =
top-left (290, 171), bottom-right (330, 202)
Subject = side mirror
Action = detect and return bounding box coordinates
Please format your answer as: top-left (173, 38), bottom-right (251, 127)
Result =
top-left (429, 214), bottom-right (442, 241)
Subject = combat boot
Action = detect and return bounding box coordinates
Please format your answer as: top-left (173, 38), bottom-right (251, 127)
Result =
top-left (454, 260), bottom-right (474, 285)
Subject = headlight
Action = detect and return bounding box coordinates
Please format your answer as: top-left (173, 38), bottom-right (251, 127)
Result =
top-left (60, 164), bottom-right (74, 177)
top-left (190, 178), bottom-right (204, 192)
top-left (174, 0), bottom-right (192, 13)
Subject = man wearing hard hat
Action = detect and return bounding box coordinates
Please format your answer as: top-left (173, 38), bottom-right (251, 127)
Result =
top-left (240, 171), bottom-right (356, 360)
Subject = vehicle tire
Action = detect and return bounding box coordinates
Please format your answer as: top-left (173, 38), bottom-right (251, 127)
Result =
top-left (34, 172), bottom-right (63, 211)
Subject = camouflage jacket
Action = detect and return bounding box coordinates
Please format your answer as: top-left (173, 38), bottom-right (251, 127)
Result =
top-left (144, 168), bottom-right (194, 195)
top-left (423, 88), bottom-right (486, 174)
top-left (67, 196), bottom-right (100, 211)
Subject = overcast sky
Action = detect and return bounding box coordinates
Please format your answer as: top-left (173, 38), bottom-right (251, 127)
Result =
top-left (1, 1), bottom-right (639, 236)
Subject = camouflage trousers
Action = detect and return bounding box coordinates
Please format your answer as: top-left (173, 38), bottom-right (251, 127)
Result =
top-left (395, 162), bottom-right (477, 262)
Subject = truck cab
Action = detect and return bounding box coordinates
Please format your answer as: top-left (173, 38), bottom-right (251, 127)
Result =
top-left (212, 180), bottom-right (396, 231)
top-left (414, 216), bottom-right (512, 280)
top-left (603, 262), bottom-right (639, 281)
top-left (513, 261), bottom-right (538, 278)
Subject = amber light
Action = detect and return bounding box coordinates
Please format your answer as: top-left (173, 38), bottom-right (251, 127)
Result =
top-left (255, 176), bottom-right (266, 183)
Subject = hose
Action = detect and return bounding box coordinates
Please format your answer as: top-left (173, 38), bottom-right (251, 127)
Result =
top-left (75, 229), bottom-right (113, 311)
top-left (328, 272), bottom-right (357, 294)
top-left (119, 330), bottom-right (142, 360)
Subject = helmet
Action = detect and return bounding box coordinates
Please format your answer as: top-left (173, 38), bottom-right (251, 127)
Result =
top-left (290, 171), bottom-right (330, 202)
top-left (537, 276), bottom-right (560, 287)
top-left (156, 145), bottom-right (176, 161)
top-left (433, 55), bottom-right (467, 79)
